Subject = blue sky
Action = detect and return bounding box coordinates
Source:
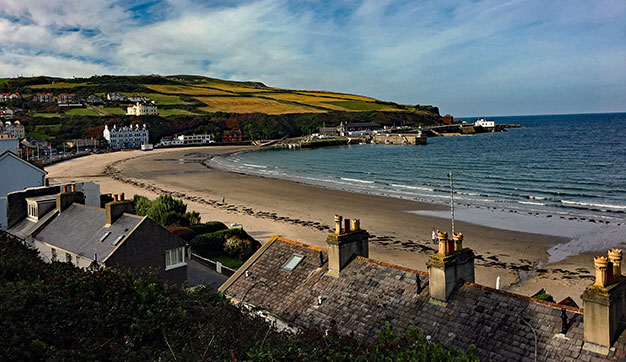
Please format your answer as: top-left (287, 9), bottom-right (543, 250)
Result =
top-left (0, 0), bottom-right (624, 116)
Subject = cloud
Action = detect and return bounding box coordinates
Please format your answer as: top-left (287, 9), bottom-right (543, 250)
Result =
top-left (0, 0), bottom-right (624, 115)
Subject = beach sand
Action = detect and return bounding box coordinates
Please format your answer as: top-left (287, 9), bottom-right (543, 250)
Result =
top-left (46, 146), bottom-right (603, 305)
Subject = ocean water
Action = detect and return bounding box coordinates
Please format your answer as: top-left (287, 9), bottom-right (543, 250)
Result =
top-left (212, 113), bottom-right (626, 226)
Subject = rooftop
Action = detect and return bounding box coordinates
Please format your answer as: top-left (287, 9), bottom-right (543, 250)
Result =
top-left (221, 236), bottom-right (626, 361)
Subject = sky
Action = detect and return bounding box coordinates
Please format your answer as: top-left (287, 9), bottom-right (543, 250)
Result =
top-left (0, 0), bottom-right (624, 116)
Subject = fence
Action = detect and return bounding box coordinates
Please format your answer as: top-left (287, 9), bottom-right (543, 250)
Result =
top-left (191, 253), bottom-right (236, 277)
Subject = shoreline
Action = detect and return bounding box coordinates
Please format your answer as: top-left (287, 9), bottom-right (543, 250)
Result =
top-left (46, 146), bottom-right (614, 305)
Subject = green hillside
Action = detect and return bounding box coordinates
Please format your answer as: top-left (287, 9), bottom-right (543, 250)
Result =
top-left (0, 75), bottom-right (442, 143)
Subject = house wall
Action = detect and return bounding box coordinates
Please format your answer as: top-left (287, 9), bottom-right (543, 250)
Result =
top-left (0, 155), bottom-right (46, 229)
top-left (104, 218), bottom-right (187, 284)
top-left (0, 138), bottom-right (18, 154)
top-left (5, 185), bottom-right (62, 229)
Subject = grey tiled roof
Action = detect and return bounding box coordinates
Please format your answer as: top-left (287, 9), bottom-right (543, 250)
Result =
top-left (221, 237), bottom-right (626, 361)
top-left (33, 204), bottom-right (143, 261)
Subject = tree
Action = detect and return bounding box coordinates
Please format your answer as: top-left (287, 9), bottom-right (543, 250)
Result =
top-left (133, 194), bottom-right (200, 227)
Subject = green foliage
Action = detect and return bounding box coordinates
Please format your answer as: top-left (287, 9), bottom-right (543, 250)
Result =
top-left (533, 292), bottom-right (555, 303)
top-left (0, 232), bottom-right (478, 362)
top-left (189, 221), bottom-right (228, 234)
top-left (190, 227), bottom-right (259, 261)
top-left (133, 195), bottom-right (200, 227)
top-left (210, 256), bottom-right (244, 269)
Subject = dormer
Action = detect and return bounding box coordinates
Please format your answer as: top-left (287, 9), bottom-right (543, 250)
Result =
top-left (26, 195), bottom-right (57, 221)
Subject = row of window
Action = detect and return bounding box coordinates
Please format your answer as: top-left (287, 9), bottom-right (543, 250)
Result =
top-left (49, 246), bottom-right (186, 270)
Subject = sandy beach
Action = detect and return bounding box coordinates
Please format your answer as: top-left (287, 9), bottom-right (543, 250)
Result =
top-left (46, 146), bottom-right (607, 305)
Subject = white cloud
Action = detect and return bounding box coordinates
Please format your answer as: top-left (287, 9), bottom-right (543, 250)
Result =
top-left (0, 0), bottom-right (624, 115)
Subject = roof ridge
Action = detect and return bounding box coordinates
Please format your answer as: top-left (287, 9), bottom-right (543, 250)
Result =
top-left (275, 236), bottom-right (428, 276)
top-left (463, 281), bottom-right (583, 313)
top-left (355, 255), bottom-right (429, 276)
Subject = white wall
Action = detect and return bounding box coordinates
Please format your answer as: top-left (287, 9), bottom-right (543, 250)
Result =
top-left (0, 155), bottom-right (46, 229)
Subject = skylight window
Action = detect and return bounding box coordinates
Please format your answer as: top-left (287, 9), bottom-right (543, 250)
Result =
top-left (282, 254), bottom-right (304, 271)
top-left (112, 234), bottom-right (125, 246)
top-left (99, 231), bottom-right (111, 242)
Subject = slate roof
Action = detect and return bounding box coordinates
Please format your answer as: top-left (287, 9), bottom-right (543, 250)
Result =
top-left (220, 236), bottom-right (626, 361)
top-left (32, 204), bottom-right (143, 261)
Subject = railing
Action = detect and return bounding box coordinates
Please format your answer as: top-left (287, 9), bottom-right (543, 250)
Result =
top-left (191, 253), bottom-right (236, 277)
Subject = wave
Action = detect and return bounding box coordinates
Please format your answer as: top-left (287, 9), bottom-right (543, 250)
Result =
top-left (560, 200), bottom-right (626, 211)
top-left (243, 163), bottom-right (268, 169)
top-left (518, 201), bottom-right (545, 206)
top-left (527, 195), bottom-right (547, 200)
top-left (390, 184), bottom-right (434, 192)
top-left (340, 177), bottom-right (375, 184)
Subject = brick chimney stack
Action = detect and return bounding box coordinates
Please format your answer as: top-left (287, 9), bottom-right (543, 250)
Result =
top-left (427, 230), bottom-right (475, 302)
top-left (56, 184), bottom-right (85, 213)
top-left (326, 214), bottom-right (368, 276)
top-left (105, 193), bottom-right (135, 226)
top-left (581, 251), bottom-right (626, 355)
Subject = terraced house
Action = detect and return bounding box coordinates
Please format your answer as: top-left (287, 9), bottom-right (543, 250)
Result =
top-left (103, 124), bottom-right (149, 149)
top-left (221, 215), bottom-right (626, 361)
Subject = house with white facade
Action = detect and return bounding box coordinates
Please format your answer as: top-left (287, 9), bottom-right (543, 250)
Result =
top-left (0, 93), bottom-right (21, 102)
top-left (103, 124), bottom-right (149, 149)
top-left (127, 94), bottom-right (152, 103)
top-left (0, 151), bottom-right (47, 229)
top-left (1, 121), bottom-right (25, 139)
top-left (33, 93), bottom-right (54, 103)
top-left (126, 101), bottom-right (158, 116)
top-left (106, 92), bottom-right (126, 102)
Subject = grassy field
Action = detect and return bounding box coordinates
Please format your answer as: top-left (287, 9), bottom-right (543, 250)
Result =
top-left (158, 108), bottom-right (199, 116)
top-left (32, 112), bottom-right (62, 118)
top-left (30, 82), bottom-right (87, 89)
top-left (196, 82), bottom-right (270, 93)
top-left (0, 79), bottom-right (9, 86)
top-left (322, 100), bottom-right (399, 111)
top-left (144, 84), bottom-right (231, 96)
top-left (297, 91), bottom-right (377, 102)
top-left (29, 124), bottom-right (61, 139)
top-left (65, 108), bottom-right (99, 116)
top-left (195, 96), bottom-right (324, 114)
top-left (100, 107), bottom-right (126, 115)
top-left (262, 93), bottom-right (355, 111)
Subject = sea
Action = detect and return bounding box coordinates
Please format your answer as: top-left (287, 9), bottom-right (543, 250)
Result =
top-left (211, 113), bottom-right (626, 261)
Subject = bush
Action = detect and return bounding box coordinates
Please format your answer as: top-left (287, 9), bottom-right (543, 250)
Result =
top-left (189, 221), bottom-right (228, 234)
top-left (190, 228), bottom-right (261, 261)
top-left (133, 194), bottom-right (200, 227)
top-left (189, 233), bottom-right (224, 257)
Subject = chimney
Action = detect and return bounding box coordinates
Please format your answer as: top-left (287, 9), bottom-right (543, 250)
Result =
top-left (426, 230), bottom-right (475, 302)
top-left (326, 215), bottom-right (368, 276)
top-left (581, 251), bottom-right (626, 354)
top-left (56, 186), bottom-right (85, 213)
top-left (105, 194), bottom-right (135, 226)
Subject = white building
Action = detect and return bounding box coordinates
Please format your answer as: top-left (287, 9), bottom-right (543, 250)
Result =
top-left (0, 93), bottom-right (21, 102)
top-left (103, 124), bottom-right (149, 149)
top-left (474, 118), bottom-right (495, 129)
top-left (106, 92), bottom-right (126, 102)
top-left (177, 134), bottom-right (213, 144)
top-left (127, 94), bottom-right (152, 102)
top-left (0, 151), bottom-right (47, 229)
top-left (127, 101), bottom-right (158, 116)
top-left (1, 121), bottom-right (25, 139)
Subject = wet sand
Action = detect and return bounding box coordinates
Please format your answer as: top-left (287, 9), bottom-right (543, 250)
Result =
top-left (46, 146), bottom-right (607, 305)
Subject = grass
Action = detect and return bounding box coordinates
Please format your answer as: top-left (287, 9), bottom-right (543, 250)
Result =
top-left (32, 112), bottom-right (62, 118)
top-left (322, 100), bottom-right (400, 111)
top-left (100, 107), bottom-right (126, 115)
top-left (64, 108), bottom-right (99, 116)
top-left (195, 96), bottom-right (324, 114)
top-left (262, 93), bottom-right (350, 111)
top-left (196, 82), bottom-right (270, 93)
top-left (297, 91), bottom-right (377, 102)
top-left (144, 84), bottom-right (231, 96)
top-left (158, 108), bottom-right (198, 116)
top-left (0, 79), bottom-right (9, 86)
top-left (30, 82), bottom-right (87, 89)
top-left (210, 256), bottom-right (244, 269)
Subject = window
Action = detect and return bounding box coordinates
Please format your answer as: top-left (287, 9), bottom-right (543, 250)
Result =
top-left (282, 254), bottom-right (305, 271)
top-left (165, 247), bottom-right (185, 270)
top-left (66, 253), bottom-right (72, 263)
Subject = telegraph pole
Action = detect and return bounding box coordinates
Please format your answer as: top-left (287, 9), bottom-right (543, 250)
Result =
top-left (449, 171), bottom-right (455, 235)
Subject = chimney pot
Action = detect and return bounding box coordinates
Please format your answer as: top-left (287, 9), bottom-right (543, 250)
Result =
top-left (594, 255), bottom-right (609, 287)
top-left (352, 219), bottom-right (360, 231)
top-left (63, 185), bottom-right (68, 193)
top-left (453, 232), bottom-right (464, 252)
top-left (70, 184), bottom-right (76, 192)
top-left (608, 249), bottom-right (623, 278)
top-left (344, 219), bottom-right (351, 233)
top-left (120, 192), bottom-right (125, 201)
top-left (437, 231), bottom-right (448, 255)
top-left (334, 215), bottom-right (343, 235)
top-left (114, 194), bottom-right (118, 202)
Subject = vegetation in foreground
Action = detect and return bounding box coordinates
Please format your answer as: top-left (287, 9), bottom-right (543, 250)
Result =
top-left (0, 232), bottom-right (478, 361)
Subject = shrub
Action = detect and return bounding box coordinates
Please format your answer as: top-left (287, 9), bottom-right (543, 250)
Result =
top-left (189, 221), bottom-right (228, 234)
